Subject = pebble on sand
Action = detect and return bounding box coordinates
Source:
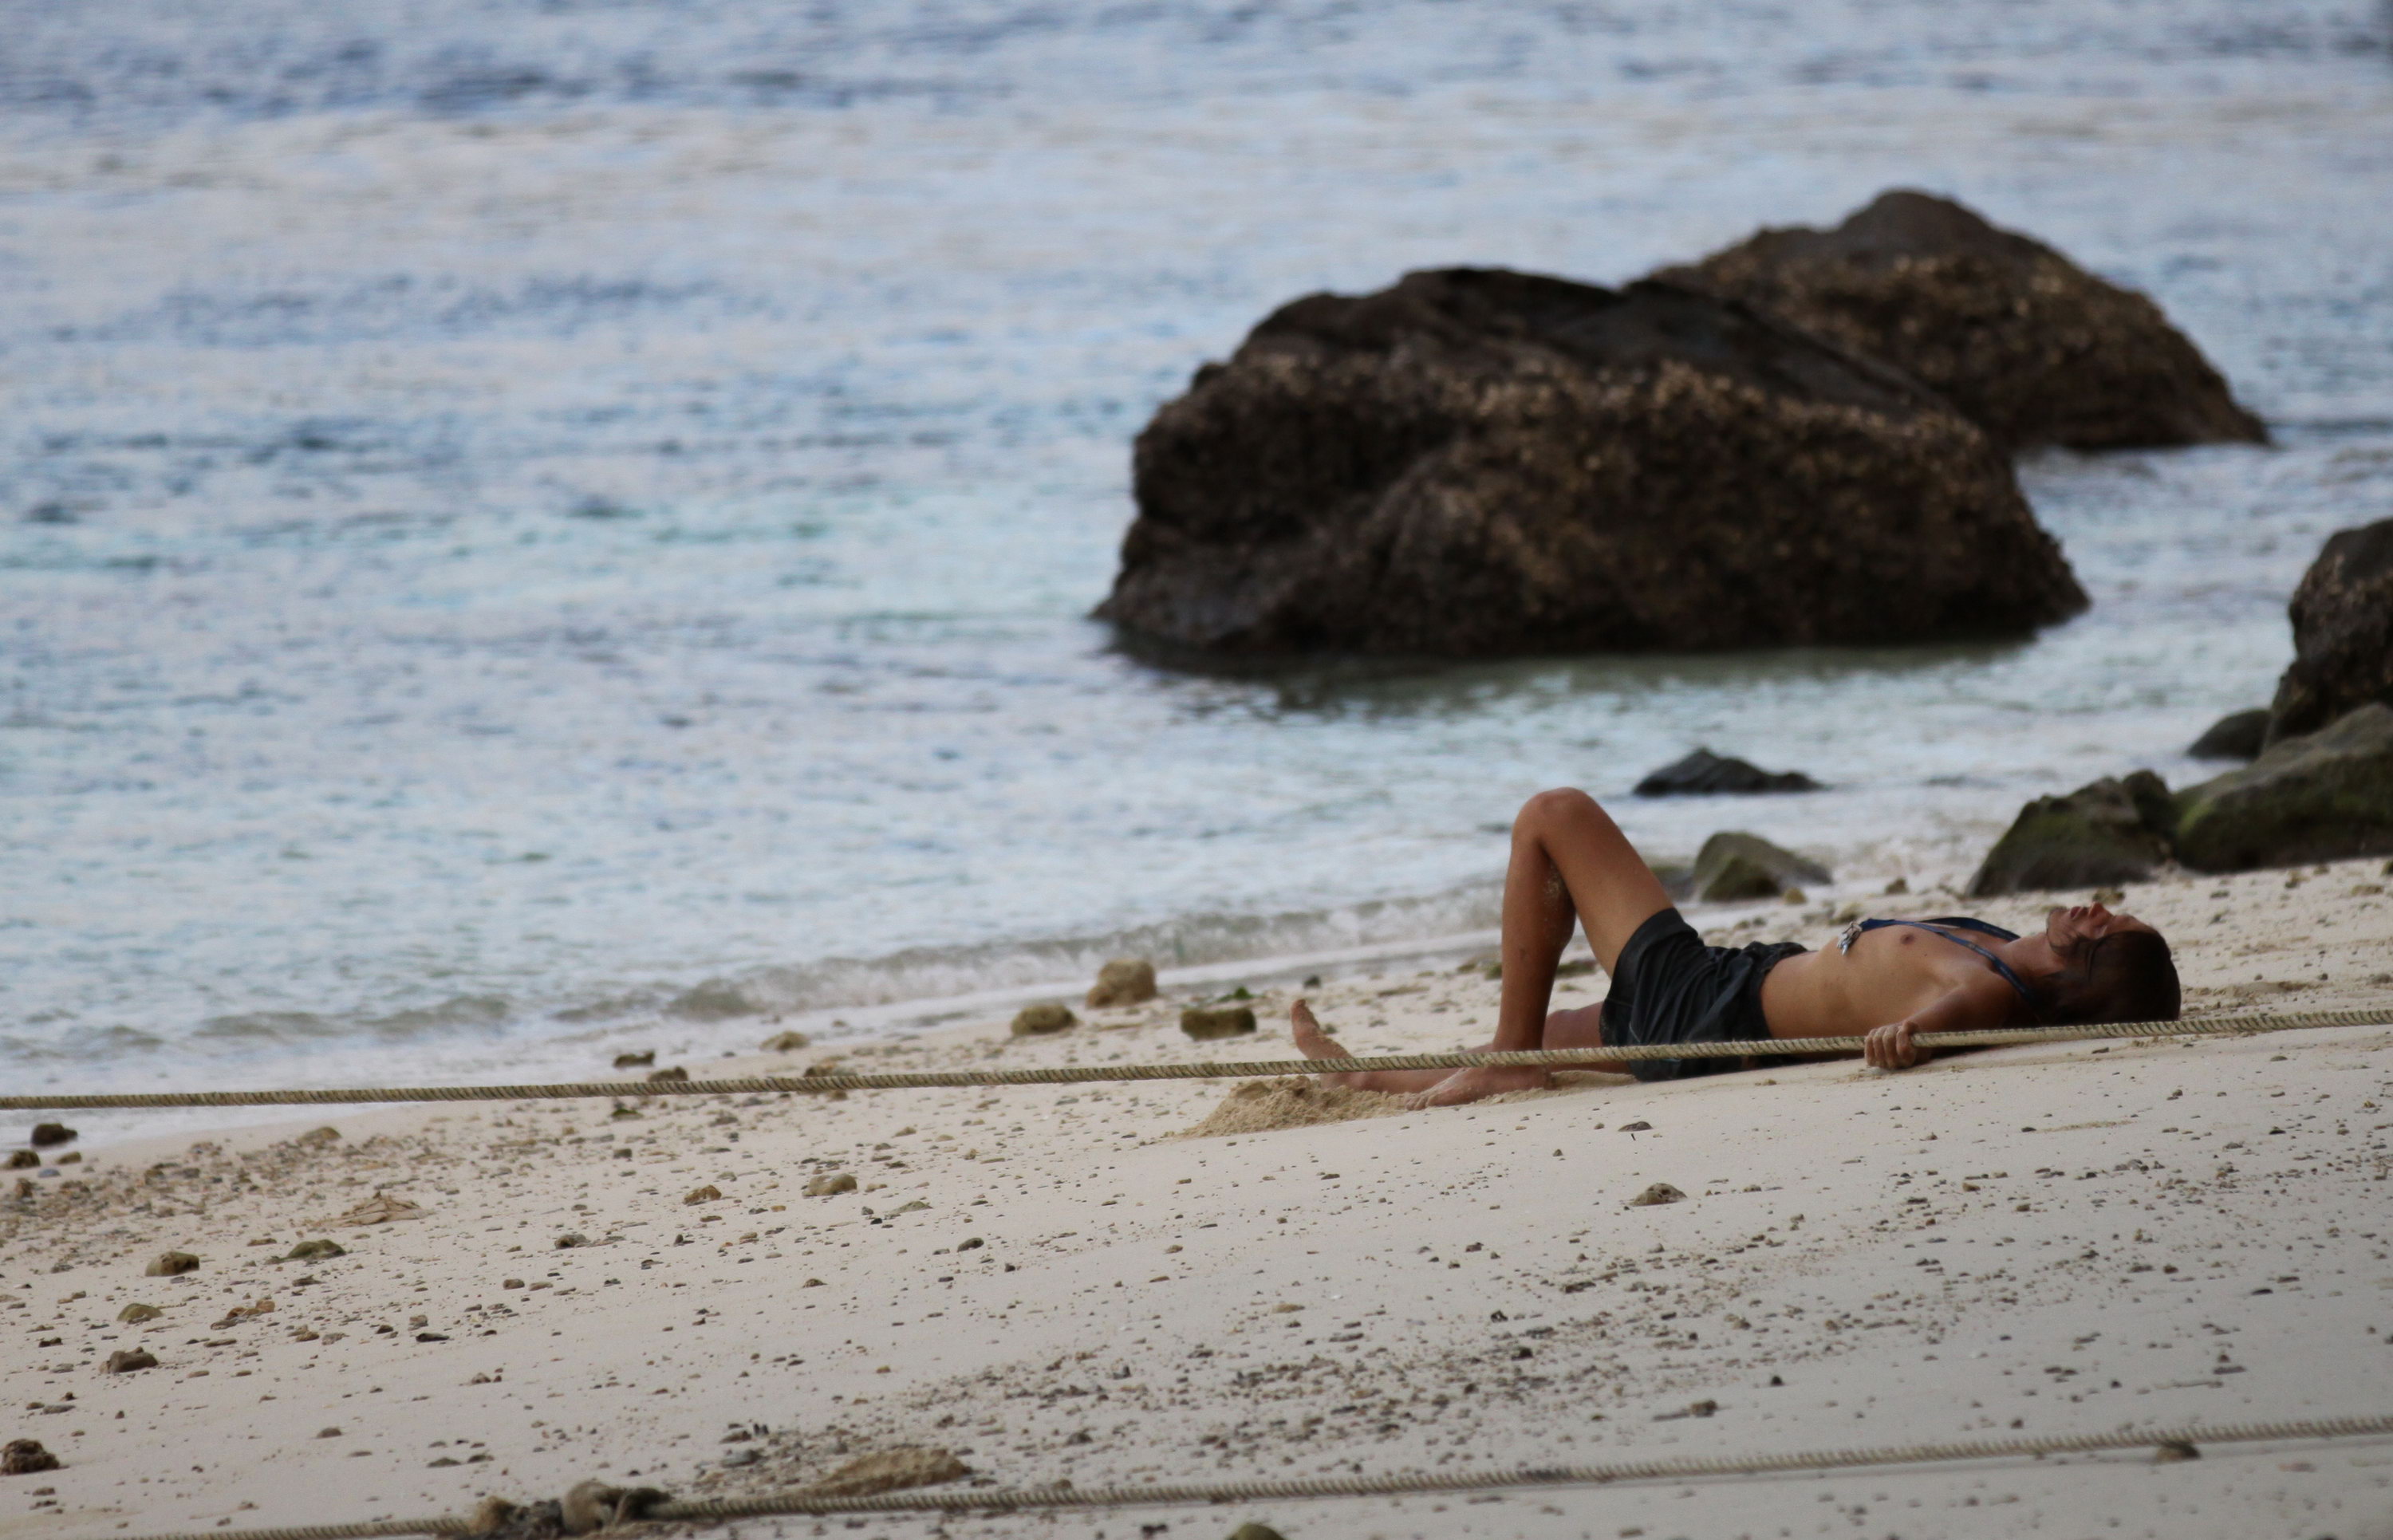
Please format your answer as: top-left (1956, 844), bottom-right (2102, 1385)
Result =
top-left (1011, 1002), bottom-right (1077, 1036)
top-left (29, 1122), bottom-right (75, 1148)
top-left (683, 1185), bottom-right (723, 1205)
top-left (145, 1251), bottom-right (200, 1276)
top-left (1086, 958), bottom-right (1159, 1009)
top-left (116, 1302), bottom-right (162, 1324)
top-left (1181, 1005), bottom-right (1258, 1041)
top-left (1629, 1183), bottom-right (1687, 1207)
top-left (804, 1172), bottom-right (859, 1197)
top-left (759, 1030), bottom-right (810, 1052)
top-left (2, 1439), bottom-right (61, 1475)
top-left (282, 1239), bottom-right (346, 1261)
top-left (647, 1065), bottom-right (692, 1083)
top-left (104, 1349), bottom-right (159, 1373)
top-left (329, 1193), bottom-right (426, 1227)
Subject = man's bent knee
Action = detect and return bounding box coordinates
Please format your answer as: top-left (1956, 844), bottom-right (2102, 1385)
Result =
top-left (1516, 786), bottom-right (1601, 833)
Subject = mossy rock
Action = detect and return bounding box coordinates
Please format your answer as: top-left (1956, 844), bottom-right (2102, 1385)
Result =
top-left (1965, 771), bottom-right (2175, 897)
top-left (2175, 703), bottom-right (2393, 872)
top-left (1690, 832), bottom-right (1830, 903)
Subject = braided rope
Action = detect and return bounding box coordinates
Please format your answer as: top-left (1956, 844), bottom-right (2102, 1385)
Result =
top-left (97, 1412), bottom-right (2393, 1540)
top-left (2, 1007), bottom-right (2382, 1113)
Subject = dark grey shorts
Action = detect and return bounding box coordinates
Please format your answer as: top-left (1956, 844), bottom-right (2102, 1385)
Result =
top-left (1599, 908), bottom-right (1808, 1082)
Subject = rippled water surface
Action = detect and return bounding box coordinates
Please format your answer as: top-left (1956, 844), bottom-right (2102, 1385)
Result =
top-left (4, 0), bottom-right (2391, 1109)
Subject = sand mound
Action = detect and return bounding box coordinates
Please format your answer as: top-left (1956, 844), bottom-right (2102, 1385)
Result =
top-left (1176, 1077), bottom-right (1409, 1137)
top-left (805, 1447), bottom-right (968, 1496)
top-left (1178, 1071), bottom-right (1633, 1138)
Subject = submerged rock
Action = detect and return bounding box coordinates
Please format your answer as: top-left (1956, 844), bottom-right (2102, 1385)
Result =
top-left (2175, 703), bottom-right (2393, 872)
top-left (1099, 267), bottom-right (2082, 659)
top-left (1965, 771), bottom-right (2178, 897)
top-left (1086, 958), bottom-right (1158, 1008)
top-left (1634, 748), bottom-right (1821, 796)
top-left (1662, 190), bottom-right (2266, 450)
top-left (1011, 1002), bottom-right (1077, 1036)
top-left (1690, 832), bottom-right (1831, 903)
top-left (2189, 708), bottom-right (2270, 761)
top-left (2267, 518), bottom-right (2393, 744)
top-left (1181, 1006), bottom-right (1259, 1041)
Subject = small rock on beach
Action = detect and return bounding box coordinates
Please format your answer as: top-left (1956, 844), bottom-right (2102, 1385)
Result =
top-left (1011, 1002), bottom-right (1077, 1036)
top-left (104, 1349), bottom-right (159, 1373)
top-left (2189, 707), bottom-right (2269, 761)
top-left (2, 1439), bottom-right (61, 1475)
top-left (145, 1251), bottom-right (199, 1276)
top-left (1629, 1183), bottom-right (1687, 1207)
top-left (29, 1122), bottom-right (75, 1148)
top-left (1086, 958), bottom-right (1158, 1008)
top-left (804, 1172), bottom-right (858, 1197)
top-left (1691, 832), bottom-right (1831, 903)
top-left (1181, 1005), bottom-right (1258, 1041)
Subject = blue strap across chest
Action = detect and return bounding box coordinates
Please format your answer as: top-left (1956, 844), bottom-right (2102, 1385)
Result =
top-left (1839, 916), bottom-right (2042, 1018)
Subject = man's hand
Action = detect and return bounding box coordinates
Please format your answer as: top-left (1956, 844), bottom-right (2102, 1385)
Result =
top-left (1863, 1020), bottom-right (1930, 1070)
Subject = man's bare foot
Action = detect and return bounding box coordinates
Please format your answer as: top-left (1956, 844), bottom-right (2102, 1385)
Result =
top-left (1290, 999), bottom-right (1452, 1097)
top-left (1402, 1063), bottom-right (1554, 1109)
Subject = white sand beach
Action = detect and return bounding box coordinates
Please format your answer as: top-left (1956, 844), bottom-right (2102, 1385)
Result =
top-left (7, 859), bottom-right (2393, 1540)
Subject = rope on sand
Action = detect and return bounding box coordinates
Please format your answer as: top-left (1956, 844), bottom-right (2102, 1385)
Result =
top-left (93, 1412), bottom-right (2393, 1540)
top-left (3, 1006), bottom-right (2386, 1113)
top-left (3, 1007), bottom-right (2386, 1113)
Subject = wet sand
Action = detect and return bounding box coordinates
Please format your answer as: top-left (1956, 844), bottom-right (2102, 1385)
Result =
top-left (6, 858), bottom-right (2393, 1540)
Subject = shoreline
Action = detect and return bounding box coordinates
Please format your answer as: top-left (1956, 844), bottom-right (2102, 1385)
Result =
top-left (7, 856), bottom-right (2393, 1539)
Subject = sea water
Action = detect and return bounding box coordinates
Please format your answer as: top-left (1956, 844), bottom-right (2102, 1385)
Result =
top-left (2, 0), bottom-right (2390, 1125)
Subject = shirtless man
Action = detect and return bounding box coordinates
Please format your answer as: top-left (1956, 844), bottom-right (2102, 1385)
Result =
top-left (1292, 786), bottom-right (2181, 1108)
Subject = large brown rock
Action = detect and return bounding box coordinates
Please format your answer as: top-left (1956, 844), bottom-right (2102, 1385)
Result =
top-left (1661, 191), bottom-right (2266, 451)
top-left (1097, 268), bottom-right (2086, 658)
top-left (2266, 518), bottom-right (2393, 745)
top-left (2175, 703), bottom-right (2393, 872)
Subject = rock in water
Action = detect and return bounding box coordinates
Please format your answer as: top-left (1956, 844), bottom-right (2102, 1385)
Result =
top-left (2175, 703), bottom-right (2393, 872)
top-left (1098, 268), bottom-right (2083, 659)
top-left (1011, 1002), bottom-right (1077, 1036)
top-left (2267, 519), bottom-right (2393, 744)
top-left (1634, 749), bottom-right (1821, 796)
top-left (2189, 708), bottom-right (2270, 761)
top-left (1181, 1006), bottom-right (1260, 1041)
top-left (1086, 958), bottom-right (1158, 1008)
top-left (1662, 190), bottom-right (2266, 450)
top-left (1690, 832), bottom-right (1831, 903)
top-left (2, 1439), bottom-right (61, 1474)
top-left (1965, 772), bottom-right (2178, 897)
top-left (29, 1122), bottom-right (74, 1148)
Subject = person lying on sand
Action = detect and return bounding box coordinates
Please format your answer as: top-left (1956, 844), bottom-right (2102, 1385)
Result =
top-left (1293, 786), bottom-right (2181, 1109)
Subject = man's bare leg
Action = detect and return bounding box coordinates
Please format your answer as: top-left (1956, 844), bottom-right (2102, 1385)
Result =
top-left (1291, 790), bottom-right (1666, 1108)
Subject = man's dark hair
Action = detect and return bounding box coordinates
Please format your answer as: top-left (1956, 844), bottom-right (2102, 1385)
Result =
top-left (2042, 929), bottom-right (2180, 1026)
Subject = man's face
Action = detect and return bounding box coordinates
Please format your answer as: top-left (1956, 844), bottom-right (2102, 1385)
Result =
top-left (2043, 902), bottom-right (2158, 956)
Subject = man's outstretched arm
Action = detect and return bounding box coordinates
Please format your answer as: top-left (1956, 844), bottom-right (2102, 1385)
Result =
top-left (1863, 971), bottom-right (2019, 1070)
